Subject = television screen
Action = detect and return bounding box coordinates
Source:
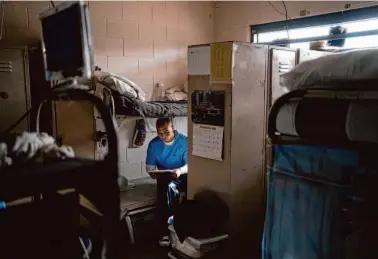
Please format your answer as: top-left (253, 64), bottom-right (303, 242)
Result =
top-left (40, 1), bottom-right (93, 80)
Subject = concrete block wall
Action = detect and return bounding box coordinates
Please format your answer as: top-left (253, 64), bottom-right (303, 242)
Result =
top-left (0, 1), bottom-right (214, 99)
top-left (89, 1), bottom-right (215, 100)
top-left (87, 1), bottom-right (211, 180)
top-left (0, 1), bottom-right (213, 181)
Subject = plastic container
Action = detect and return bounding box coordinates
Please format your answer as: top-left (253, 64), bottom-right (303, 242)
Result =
top-left (168, 225), bottom-right (228, 258)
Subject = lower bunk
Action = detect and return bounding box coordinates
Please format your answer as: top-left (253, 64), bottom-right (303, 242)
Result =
top-left (264, 86), bottom-right (378, 259)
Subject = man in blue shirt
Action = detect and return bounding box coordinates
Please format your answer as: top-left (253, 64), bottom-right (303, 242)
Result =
top-left (146, 118), bottom-right (188, 247)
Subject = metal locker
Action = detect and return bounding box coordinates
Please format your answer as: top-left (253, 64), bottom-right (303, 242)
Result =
top-left (188, 43), bottom-right (269, 256)
top-left (0, 48), bottom-right (30, 133)
top-left (269, 47), bottom-right (296, 105)
top-left (264, 47), bottom-right (297, 205)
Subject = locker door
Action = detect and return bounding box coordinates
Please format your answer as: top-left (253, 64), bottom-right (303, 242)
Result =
top-left (0, 49), bottom-right (29, 133)
top-left (265, 47), bottom-right (296, 197)
top-left (270, 48), bottom-right (296, 105)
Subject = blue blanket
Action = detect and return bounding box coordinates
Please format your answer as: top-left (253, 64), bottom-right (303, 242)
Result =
top-left (262, 145), bottom-right (373, 259)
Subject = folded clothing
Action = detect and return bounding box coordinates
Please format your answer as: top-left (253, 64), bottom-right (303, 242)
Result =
top-left (166, 92), bottom-right (188, 101)
top-left (281, 48), bottom-right (378, 91)
top-left (113, 95), bottom-right (188, 118)
top-left (165, 84), bottom-right (188, 101)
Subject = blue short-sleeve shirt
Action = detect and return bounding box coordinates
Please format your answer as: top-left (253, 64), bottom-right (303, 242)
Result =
top-left (146, 130), bottom-right (188, 170)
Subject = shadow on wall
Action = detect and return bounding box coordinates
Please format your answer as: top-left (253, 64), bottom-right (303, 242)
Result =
top-left (193, 190), bottom-right (230, 221)
top-left (173, 189), bottom-right (229, 243)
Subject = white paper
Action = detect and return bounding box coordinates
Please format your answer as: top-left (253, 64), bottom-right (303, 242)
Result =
top-left (188, 46), bottom-right (210, 75)
top-left (192, 124), bottom-right (224, 161)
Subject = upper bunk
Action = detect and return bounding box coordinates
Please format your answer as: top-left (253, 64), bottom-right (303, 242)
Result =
top-left (90, 69), bottom-right (188, 121)
top-left (111, 94), bottom-right (187, 119)
top-left (269, 47), bottom-right (378, 148)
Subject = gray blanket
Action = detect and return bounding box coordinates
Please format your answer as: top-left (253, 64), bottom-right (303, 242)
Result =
top-left (113, 96), bottom-right (188, 118)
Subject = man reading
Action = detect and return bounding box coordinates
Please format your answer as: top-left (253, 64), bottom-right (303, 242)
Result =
top-left (145, 118), bottom-right (188, 247)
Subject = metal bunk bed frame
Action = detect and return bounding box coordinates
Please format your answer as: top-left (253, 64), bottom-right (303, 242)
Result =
top-left (264, 82), bottom-right (378, 258)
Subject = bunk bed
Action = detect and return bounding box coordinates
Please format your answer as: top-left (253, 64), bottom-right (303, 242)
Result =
top-left (263, 48), bottom-right (378, 259)
top-left (92, 70), bottom-right (189, 244)
top-left (112, 94), bottom-right (187, 118)
top-left (93, 70), bottom-right (188, 119)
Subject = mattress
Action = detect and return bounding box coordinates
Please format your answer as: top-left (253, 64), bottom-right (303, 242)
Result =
top-left (113, 95), bottom-right (188, 118)
top-left (275, 97), bottom-right (378, 143)
top-left (281, 48), bottom-right (378, 91)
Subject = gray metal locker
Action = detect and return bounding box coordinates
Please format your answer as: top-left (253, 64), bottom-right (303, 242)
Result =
top-left (187, 42), bottom-right (269, 256)
top-left (0, 48), bottom-right (30, 133)
top-left (264, 47), bottom-right (297, 208)
top-left (269, 47), bottom-right (297, 106)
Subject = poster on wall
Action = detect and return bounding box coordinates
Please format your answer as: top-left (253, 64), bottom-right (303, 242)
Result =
top-left (210, 42), bottom-right (233, 81)
top-left (191, 90), bottom-right (225, 126)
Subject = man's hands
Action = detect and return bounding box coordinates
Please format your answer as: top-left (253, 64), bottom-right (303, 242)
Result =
top-left (170, 168), bottom-right (182, 179)
top-left (148, 168), bottom-right (182, 179)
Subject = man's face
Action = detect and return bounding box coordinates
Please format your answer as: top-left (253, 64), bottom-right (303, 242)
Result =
top-left (157, 123), bottom-right (175, 143)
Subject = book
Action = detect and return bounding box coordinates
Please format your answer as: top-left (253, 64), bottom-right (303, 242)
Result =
top-left (147, 169), bottom-right (172, 174)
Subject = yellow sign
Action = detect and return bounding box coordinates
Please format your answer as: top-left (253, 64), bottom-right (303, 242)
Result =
top-left (210, 42), bottom-right (233, 81)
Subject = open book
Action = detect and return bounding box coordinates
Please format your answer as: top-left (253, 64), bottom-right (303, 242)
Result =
top-left (147, 169), bottom-right (172, 174)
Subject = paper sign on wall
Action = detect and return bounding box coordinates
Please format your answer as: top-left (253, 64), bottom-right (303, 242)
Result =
top-left (210, 42), bottom-right (233, 81)
top-left (188, 46), bottom-right (211, 75)
top-left (192, 124), bottom-right (224, 161)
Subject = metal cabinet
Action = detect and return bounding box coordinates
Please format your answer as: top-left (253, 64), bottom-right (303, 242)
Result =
top-left (269, 47), bottom-right (297, 106)
top-left (188, 42), bottom-right (269, 256)
top-left (0, 48), bottom-right (30, 133)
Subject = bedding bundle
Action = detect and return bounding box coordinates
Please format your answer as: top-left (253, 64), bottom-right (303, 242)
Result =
top-left (93, 71), bottom-right (146, 101)
top-left (164, 82), bottom-right (188, 101)
top-left (0, 132), bottom-right (75, 169)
